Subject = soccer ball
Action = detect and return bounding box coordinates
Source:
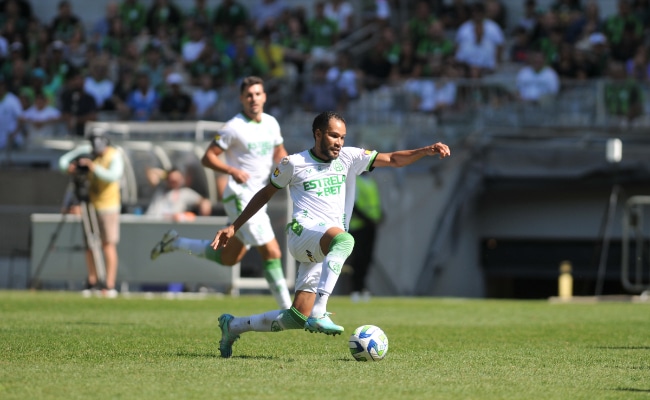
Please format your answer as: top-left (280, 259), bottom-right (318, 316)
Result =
top-left (348, 325), bottom-right (388, 361)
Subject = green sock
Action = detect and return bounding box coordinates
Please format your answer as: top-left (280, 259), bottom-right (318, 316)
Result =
top-left (264, 259), bottom-right (292, 309)
top-left (273, 307), bottom-right (307, 331)
top-left (205, 246), bottom-right (223, 264)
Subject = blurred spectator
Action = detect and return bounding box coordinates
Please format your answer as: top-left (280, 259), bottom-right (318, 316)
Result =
top-left (511, 26), bottom-right (532, 63)
top-left (626, 45), bottom-right (650, 82)
top-left (566, 0), bottom-right (602, 43)
top-left (551, 0), bottom-right (583, 29)
top-left (50, 1), bottom-right (83, 43)
top-left (29, 68), bottom-right (56, 105)
top-left (277, 13), bottom-right (309, 77)
top-left (138, 43), bottom-right (167, 93)
top-left (159, 72), bottom-right (194, 120)
top-left (92, 1), bottom-right (118, 42)
top-left (60, 68), bottom-right (97, 137)
top-left (146, 0), bottom-right (183, 41)
top-left (516, 49), bottom-right (560, 102)
top-left (111, 67), bottom-right (136, 118)
top-left (84, 59), bottom-right (115, 111)
top-left (455, 2), bottom-right (505, 78)
top-left (0, 0), bottom-right (30, 32)
top-left (407, 1), bottom-right (437, 49)
top-left (404, 63), bottom-right (458, 114)
top-left (0, 74), bottom-right (23, 149)
top-left (99, 13), bottom-right (129, 57)
top-left (145, 167), bottom-right (212, 221)
top-left (20, 90), bottom-right (62, 142)
top-left (213, 0), bottom-right (249, 38)
top-left (324, 0), bottom-right (354, 38)
top-left (552, 42), bottom-right (578, 79)
top-left (186, 0), bottom-right (212, 29)
top-left (539, 27), bottom-right (563, 65)
top-left (442, 0), bottom-right (471, 30)
top-left (225, 25), bottom-right (267, 82)
top-left (0, 0), bottom-right (32, 22)
top-left (42, 40), bottom-right (71, 96)
top-left (255, 27), bottom-right (287, 79)
top-left (252, 0), bottom-right (287, 33)
top-left (119, 0), bottom-right (147, 36)
top-left (604, 60), bottom-right (643, 122)
top-left (65, 27), bottom-right (88, 69)
top-left (6, 54), bottom-right (28, 93)
top-left (181, 21), bottom-right (207, 65)
top-left (486, 0), bottom-right (507, 30)
top-left (361, 0), bottom-right (391, 27)
top-left (610, 20), bottom-right (642, 62)
top-left (126, 71), bottom-right (158, 121)
top-left (326, 51), bottom-right (360, 106)
top-left (301, 61), bottom-right (341, 112)
top-left (391, 37), bottom-right (420, 80)
top-left (516, 0), bottom-right (541, 33)
top-left (632, 0), bottom-right (650, 26)
top-left (192, 73), bottom-right (218, 119)
top-left (0, 34), bottom-right (7, 58)
top-left (359, 38), bottom-right (393, 91)
top-left (416, 19), bottom-right (454, 78)
top-left (604, 0), bottom-right (642, 49)
top-left (188, 43), bottom-right (232, 87)
top-left (307, 1), bottom-right (339, 58)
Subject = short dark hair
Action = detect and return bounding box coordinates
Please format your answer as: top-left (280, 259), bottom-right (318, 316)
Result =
top-left (240, 76), bottom-right (264, 94)
top-left (312, 111), bottom-right (346, 137)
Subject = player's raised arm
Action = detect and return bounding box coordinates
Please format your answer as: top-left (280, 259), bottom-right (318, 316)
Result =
top-left (372, 142), bottom-right (450, 168)
top-left (211, 183), bottom-right (280, 249)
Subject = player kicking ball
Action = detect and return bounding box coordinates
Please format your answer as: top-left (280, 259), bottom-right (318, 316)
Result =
top-left (212, 111), bottom-right (451, 358)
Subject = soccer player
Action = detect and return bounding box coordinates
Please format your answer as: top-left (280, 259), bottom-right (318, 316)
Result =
top-left (150, 76), bottom-right (292, 309)
top-left (212, 111), bottom-right (451, 358)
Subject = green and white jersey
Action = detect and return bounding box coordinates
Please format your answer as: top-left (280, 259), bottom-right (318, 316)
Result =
top-left (271, 147), bottom-right (378, 230)
top-left (214, 112), bottom-right (283, 195)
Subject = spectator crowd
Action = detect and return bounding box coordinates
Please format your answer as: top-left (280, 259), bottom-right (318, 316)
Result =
top-left (1, 0), bottom-right (650, 150)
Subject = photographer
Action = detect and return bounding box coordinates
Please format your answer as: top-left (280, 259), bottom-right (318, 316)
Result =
top-left (58, 132), bottom-right (124, 298)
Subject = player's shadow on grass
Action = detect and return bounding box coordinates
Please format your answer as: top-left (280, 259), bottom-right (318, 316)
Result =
top-left (611, 388), bottom-right (650, 393)
top-left (594, 346), bottom-right (650, 350)
top-left (175, 351), bottom-right (274, 360)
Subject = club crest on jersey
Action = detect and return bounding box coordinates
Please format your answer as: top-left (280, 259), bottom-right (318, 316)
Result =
top-left (214, 134), bottom-right (221, 141)
top-left (364, 149), bottom-right (372, 155)
top-left (281, 157), bottom-right (289, 165)
top-left (273, 167), bottom-right (280, 177)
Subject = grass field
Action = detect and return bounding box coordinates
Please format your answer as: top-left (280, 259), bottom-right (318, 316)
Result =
top-left (1, 291), bottom-right (649, 400)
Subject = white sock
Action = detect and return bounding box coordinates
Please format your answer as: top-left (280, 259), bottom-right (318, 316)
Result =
top-left (229, 310), bottom-right (282, 334)
top-left (175, 237), bottom-right (210, 257)
top-left (311, 255), bottom-right (345, 317)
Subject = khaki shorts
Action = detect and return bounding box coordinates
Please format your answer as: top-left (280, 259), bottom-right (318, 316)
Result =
top-left (98, 211), bottom-right (120, 245)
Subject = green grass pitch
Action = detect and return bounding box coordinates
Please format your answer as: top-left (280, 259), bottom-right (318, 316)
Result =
top-left (1, 291), bottom-right (649, 400)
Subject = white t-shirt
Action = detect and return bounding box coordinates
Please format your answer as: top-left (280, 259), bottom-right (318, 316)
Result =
top-left (84, 77), bottom-right (114, 109)
top-left (182, 40), bottom-right (206, 63)
top-left (324, 1), bottom-right (354, 33)
top-left (192, 88), bottom-right (218, 118)
top-left (270, 147), bottom-right (377, 230)
top-left (214, 112), bottom-right (283, 198)
top-left (0, 92), bottom-right (23, 149)
top-left (455, 19), bottom-right (504, 69)
top-left (516, 66), bottom-right (560, 101)
top-left (22, 105), bottom-right (61, 122)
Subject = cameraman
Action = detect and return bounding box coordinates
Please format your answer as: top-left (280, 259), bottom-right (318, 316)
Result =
top-left (58, 133), bottom-right (124, 298)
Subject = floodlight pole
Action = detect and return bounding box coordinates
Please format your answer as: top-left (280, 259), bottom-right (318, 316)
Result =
top-left (594, 138), bottom-right (623, 297)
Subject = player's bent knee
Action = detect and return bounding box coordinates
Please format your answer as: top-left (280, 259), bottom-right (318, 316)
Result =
top-left (330, 232), bottom-right (355, 258)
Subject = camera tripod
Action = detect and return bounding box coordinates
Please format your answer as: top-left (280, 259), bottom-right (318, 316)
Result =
top-left (30, 180), bottom-right (107, 289)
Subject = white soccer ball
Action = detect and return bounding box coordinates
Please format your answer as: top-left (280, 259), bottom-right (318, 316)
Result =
top-left (348, 325), bottom-right (388, 362)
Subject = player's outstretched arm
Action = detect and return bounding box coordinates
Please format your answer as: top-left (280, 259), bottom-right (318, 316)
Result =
top-left (211, 183), bottom-right (280, 249)
top-left (372, 142), bottom-right (450, 168)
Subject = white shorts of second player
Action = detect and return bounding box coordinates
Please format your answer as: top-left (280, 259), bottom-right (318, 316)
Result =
top-left (287, 218), bottom-right (332, 293)
top-left (222, 196), bottom-right (276, 247)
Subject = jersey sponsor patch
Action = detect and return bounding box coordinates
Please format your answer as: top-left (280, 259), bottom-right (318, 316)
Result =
top-left (364, 149), bottom-right (372, 155)
top-left (273, 167), bottom-right (280, 177)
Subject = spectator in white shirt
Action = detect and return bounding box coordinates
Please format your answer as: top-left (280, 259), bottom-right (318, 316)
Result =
top-left (181, 21), bottom-right (207, 65)
top-left (84, 60), bottom-right (115, 110)
top-left (516, 49), bottom-right (560, 103)
top-left (21, 90), bottom-right (62, 141)
top-left (324, 0), bottom-right (354, 38)
top-left (192, 74), bottom-right (219, 119)
top-left (455, 2), bottom-right (504, 77)
top-left (0, 76), bottom-right (23, 149)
